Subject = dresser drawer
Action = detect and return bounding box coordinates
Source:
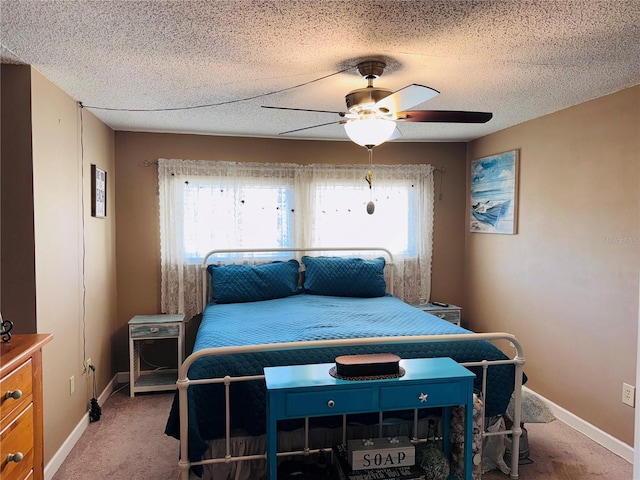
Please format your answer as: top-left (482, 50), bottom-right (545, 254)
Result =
top-left (379, 381), bottom-right (468, 410)
top-left (1, 359), bottom-right (32, 423)
top-left (0, 403), bottom-right (34, 480)
top-left (284, 387), bottom-right (374, 417)
top-left (130, 324), bottom-right (179, 339)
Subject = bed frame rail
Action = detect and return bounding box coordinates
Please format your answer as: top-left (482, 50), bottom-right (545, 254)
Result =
top-left (177, 333), bottom-right (525, 480)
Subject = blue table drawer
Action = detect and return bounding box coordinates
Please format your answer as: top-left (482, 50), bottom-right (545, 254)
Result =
top-left (379, 381), bottom-right (467, 409)
top-left (285, 387), bottom-right (374, 417)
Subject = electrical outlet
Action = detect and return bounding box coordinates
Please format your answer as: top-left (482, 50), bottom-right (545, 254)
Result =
top-left (622, 383), bottom-right (635, 407)
top-left (84, 358), bottom-right (93, 374)
top-left (69, 375), bottom-right (75, 395)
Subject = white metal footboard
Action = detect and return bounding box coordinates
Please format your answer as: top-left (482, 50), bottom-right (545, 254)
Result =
top-left (176, 333), bottom-right (525, 480)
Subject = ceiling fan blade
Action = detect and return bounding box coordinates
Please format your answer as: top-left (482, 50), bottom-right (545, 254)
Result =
top-left (397, 110), bottom-right (493, 123)
top-left (389, 126), bottom-right (403, 141)
top-left (279, 120), bottom-right (345, 135)
top-left (374, 84), bottom-right (440, 114)
top-left (262, 105), bottom-right (346, 116)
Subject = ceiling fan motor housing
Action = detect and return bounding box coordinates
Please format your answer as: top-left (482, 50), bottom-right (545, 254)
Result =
top-left (346, 61), bottom-right (394, 115)
top-left (345, 88), bottom-right (393, 114)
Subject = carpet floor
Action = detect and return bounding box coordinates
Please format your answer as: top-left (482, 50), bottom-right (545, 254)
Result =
top-left (52, 387), bottom-right (633, 480)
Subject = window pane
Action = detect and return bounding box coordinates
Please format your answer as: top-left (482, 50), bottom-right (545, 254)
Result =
top-left (183, 182), bottom-right (293, 261)
top-left (311, 182), bottom-right (416, 256)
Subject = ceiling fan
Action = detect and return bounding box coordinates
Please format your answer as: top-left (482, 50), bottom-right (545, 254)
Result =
top-left (262, 60), bottom-right (493, 148)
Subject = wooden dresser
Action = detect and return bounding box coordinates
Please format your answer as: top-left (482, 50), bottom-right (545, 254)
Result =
top-left (1, 334), bottom-right (52, 480)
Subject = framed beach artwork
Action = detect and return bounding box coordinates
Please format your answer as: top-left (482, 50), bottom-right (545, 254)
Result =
top-left (470, 149), bottom-right (519, 234)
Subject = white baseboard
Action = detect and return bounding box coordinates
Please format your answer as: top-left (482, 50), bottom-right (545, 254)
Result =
top-left (524, 386), bottom-right (633, 463)
top-left (44, 373), bottom-right (121, 480)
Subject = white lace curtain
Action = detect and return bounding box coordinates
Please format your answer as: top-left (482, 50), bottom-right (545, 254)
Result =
top-left (159, 158), bottom-right (435, 319)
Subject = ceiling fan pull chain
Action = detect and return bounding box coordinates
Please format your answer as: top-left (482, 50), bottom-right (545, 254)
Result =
top-left (366, 147), bottom-right (375, 215)
top-left (365, 147), bottom-right (374, 189)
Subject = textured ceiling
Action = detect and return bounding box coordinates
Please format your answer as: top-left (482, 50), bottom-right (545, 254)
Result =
top-left (1, 0), bottom-right (639, 143)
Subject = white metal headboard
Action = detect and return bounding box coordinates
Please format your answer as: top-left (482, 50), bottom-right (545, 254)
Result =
top-left (200, 247), bottom-right (395, 309)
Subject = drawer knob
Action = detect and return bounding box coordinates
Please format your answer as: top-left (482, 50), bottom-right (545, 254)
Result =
top-left (4, 389), bottom-right (22, 400)
top-left (418, 392), bottom-right (428, 403)
top-left (327, 400), bottom-right (335, 408)
top-left (150, 327), bottom-right (159, 333)
top-left (6, 452), bottom-right (24, 463)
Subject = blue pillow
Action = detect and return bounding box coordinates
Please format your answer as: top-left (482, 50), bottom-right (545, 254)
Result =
top-left (302, 256), bottom-right (386, 298)
top-left (207, 260), bottom-right (300, 304)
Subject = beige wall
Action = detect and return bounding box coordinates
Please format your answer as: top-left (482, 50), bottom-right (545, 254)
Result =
top-left (28, 68), bottom-right (117, 462)
top-left (466, 85), bottom-right (640, 446)
top-left (114, 133), bottom-right (468, 371)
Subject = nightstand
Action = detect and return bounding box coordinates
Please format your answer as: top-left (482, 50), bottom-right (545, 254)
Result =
top-left (413, 303), bottom-right (462, 326)
top-left (128, 314), bottom-right (186, 397)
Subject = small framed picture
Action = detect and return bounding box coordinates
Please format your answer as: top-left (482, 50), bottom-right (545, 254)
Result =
top-left (91, 165), bottom-right (107, 218)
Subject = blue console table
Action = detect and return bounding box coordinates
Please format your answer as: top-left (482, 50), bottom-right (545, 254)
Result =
top-left (264, 357), bottom-right (475, 480)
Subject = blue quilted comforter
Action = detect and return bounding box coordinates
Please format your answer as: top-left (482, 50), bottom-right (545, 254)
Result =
top-left (165, 294), bottom-right (520, 465)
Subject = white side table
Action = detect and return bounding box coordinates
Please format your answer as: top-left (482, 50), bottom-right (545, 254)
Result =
top-left (412, 303), bottom-right (462, 326)
top-left (128, 314), bottom-right (186, 397)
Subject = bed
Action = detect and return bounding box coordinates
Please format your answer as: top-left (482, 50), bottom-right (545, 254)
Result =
top-left (164, 248), bottom-right (526, 480)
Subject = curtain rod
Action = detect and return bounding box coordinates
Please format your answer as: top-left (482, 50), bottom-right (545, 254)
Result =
top-left (143, 160), bottom-right (446, 172)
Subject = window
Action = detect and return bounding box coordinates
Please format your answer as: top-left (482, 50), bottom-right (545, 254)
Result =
top-left (158, 159), bottom-right (435, 316)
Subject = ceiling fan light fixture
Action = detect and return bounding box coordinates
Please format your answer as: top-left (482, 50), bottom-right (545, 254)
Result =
top-left (344, 117), bottom-right (396, 148)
